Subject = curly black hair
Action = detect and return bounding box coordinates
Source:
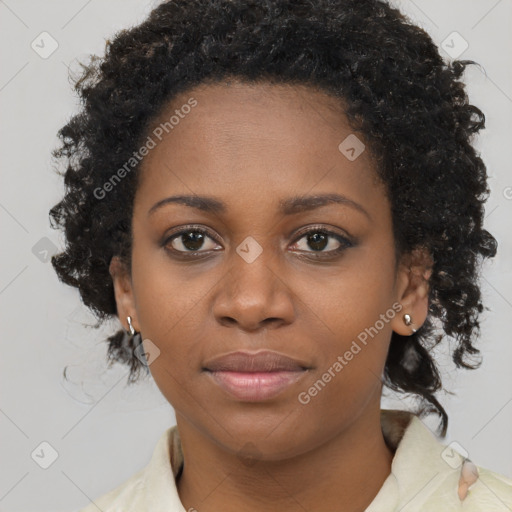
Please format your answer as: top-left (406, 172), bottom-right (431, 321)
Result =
top-left (49, 0), bottom-right (497, 437)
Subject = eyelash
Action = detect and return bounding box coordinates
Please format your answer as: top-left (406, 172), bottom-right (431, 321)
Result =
top-left (162, 224), bottom-right (354, 261)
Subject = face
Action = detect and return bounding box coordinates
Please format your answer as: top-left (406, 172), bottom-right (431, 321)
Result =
top-left (110, 80), bottom-right (430, 460)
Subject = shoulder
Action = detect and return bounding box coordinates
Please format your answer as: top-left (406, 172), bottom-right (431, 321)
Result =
top-left (381, 411), bottom-right (512, 510)
top-left (75, 426), bottom-right (181, 512)
top-left (416, 459), bottom-right (512, 511)
top-left (417, 427), bottom-right (512, 510)
top-left (460, 464), bottom-right (512, 510)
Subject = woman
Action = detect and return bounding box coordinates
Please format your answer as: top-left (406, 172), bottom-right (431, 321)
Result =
top-left (49, 0), bottom-right (512, 510)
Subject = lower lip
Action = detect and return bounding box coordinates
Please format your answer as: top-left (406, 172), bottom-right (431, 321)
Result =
top-left (206, 370), bottom-right (307, 401)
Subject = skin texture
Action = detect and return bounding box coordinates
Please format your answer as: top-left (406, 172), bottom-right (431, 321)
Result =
top-left (110, 81), bottom-right (432, 512)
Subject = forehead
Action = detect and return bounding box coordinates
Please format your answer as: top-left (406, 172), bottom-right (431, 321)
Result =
top-left (135, 80), bottom-right (387, 219)
top-left (149, 80), bottom-right (354, 150)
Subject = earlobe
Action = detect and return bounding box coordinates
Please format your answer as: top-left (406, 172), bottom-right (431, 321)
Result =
top-left (109, 256), bottom-right (139, 332)
top-left (392, 247), bottom-right (433, 336)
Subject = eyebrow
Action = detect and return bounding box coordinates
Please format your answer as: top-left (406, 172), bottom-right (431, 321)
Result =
top-left (147, 193), bottom-right (371, 220)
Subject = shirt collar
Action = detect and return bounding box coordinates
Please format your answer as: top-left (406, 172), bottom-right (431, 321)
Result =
top-left (366, 410), bottom-right (464, 510)
top-left (142, 409), bottom-right (455, 512)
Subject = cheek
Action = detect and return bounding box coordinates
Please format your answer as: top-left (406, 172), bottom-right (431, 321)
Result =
top-left (294, 302), bottom-right (392, 432)
top-left (300, 244), bottom-right (396, 333)
top-left (129, 246), bottom-right (205, 377)
top-left (130, 238), bottom-right (210, 336)
top-left (299, 247), bottom-right (396, 388)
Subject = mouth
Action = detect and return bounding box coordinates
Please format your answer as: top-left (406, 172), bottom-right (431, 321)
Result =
top-left (202, 350), bottom-right (311, 402)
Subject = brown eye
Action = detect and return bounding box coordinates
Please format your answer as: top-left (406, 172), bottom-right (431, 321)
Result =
top-left (290, 226), bottom-right (354, 258)
top-left (164, 227), bottom-right (220, 254)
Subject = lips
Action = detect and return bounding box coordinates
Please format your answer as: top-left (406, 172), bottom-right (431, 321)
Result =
top-left (203, 350), bottom-right (310, 373)
top-left (203, 350), bottom-right (311, 401)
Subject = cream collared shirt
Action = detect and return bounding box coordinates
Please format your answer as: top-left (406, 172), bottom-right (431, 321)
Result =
top-left (78, 409), bottom-right (512, 511)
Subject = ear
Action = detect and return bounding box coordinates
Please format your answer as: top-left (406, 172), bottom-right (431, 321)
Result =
top-left (109, 255), bottom-right (139, 333)
top-left (391, 246), bottom-right (433, 336)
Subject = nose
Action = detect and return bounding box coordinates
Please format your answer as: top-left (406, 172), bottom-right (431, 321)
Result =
top-left (212, 245), bottom-right (296, 333)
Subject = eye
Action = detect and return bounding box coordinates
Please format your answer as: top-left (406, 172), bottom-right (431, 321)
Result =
top-left (290, 226), bottom-right (353, 258)
top-left (162, 224), bottom-right (354, 260)
top-left (163, 226), bottom-right (221, 255)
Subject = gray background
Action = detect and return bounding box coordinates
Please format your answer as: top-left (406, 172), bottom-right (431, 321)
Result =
top-left (1, 1), bottom-right (511, 511)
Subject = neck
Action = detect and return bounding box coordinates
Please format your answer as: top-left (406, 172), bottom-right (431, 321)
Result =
top-left (176, 406), bottom-right (394, 512)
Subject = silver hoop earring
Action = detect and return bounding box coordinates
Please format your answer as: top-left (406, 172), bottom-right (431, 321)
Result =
top-left (127, 316), bottom-right (136, 336)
